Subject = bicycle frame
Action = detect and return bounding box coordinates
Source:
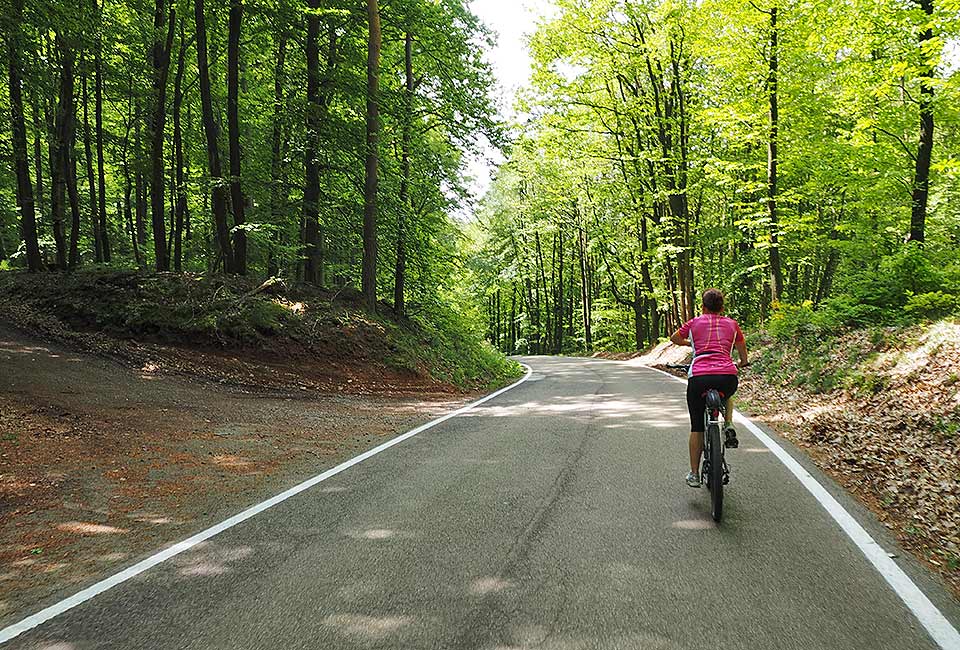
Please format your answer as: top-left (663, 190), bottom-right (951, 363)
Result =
top-left (701, 388), bottom-right (729, 521)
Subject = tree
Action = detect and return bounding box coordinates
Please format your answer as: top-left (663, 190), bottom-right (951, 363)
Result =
top-left (909, 0), bottom-right (935, 243)
top-left (194, 0), bottom-right (234, 272)
top-left (5, 0), bottom-right (42, 271)
top-left (362, 0), bottom-right (381, 310)
top-left (226, 0), bottom-right (245, 274)
top-left (149, 0), bottom-right (176, 270)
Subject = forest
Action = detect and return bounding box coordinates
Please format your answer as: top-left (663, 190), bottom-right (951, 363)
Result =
top-left (2, 0), bottom-right (959, 357)
top-left (472, 0), bottom-right (960, 354)
top-left (0, 0), bottom-right (497, 318)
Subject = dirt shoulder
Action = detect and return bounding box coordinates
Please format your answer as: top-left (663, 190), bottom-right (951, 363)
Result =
top-left (0, 324), bottom-right (475, 626)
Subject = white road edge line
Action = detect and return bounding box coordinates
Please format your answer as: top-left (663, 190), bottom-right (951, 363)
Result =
top-left (0, 364), bottom-right (534, 646)
top-left (643, 364), bottom-right (960, 650)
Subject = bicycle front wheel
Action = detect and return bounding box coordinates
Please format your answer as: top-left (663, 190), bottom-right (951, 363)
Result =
top-left (707, 423), bottom-right (724, 522)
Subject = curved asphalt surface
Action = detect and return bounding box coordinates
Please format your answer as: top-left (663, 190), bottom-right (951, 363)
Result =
top-left (5, 357), bottom-right (960, 649)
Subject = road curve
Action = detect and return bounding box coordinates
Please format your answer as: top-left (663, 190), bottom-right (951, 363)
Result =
top-left (5, 356), bottom-right (960, 649)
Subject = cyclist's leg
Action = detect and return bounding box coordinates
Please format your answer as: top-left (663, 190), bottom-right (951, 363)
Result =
top-left (718, 375), bottom-right (740, 446)
top-left (689, 431), bottom-right (702, 475)
top-left (686, 377), bottom-right (707, 474)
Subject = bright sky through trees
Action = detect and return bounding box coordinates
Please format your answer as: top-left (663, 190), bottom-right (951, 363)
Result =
top-left (466, 0), bottom-right (555, 199)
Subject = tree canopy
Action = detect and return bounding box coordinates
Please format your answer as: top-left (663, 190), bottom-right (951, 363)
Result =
top-left (1, 0), bottom-right (498, 323)
top-left (470, 0), bottom-right (960, 354)
top-left (3, 0), bottom-right (960, 353)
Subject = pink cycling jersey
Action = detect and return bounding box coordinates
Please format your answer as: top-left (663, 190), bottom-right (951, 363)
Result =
top-left (677, 314), bottom-right (744, 377)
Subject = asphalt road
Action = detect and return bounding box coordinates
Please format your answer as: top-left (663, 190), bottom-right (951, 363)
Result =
top-left (5, 357), bottom-right (960, 649)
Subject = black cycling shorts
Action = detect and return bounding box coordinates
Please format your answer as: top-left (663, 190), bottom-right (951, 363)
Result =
top-left (686, 374), bottom-right (738, 433)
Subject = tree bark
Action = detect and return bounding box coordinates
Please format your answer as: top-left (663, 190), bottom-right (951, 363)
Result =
top-left (362, 0), bottom-right (381, 311)
top-left (536, 230), bottom-right (550, 351)
top-left (766, 5), bottom-right (784, 301)
top-left (94, 0), bottom-right (110, 262)
top-left (135, 113), bottom-right (147, 250)
top-left (6, 0), bottom-right (43, 271)
top-left (394, 31), bottom-right (413, 314)
top-left (121, 86), bottom-right (143, 267)
top-left (172, 23), bottom-right (188, 271)
top-left (268, 31), bottom-right (287, 277)
top-left (66, 127), bottom-right (81, 269)
top-left (578, 220), bottom-right (592, 351)
top-left (149, 1), bottom-right (176, 270)
top-left (194, 0), bottom-right (235, 272)
top-left (303, 3), bottom-right (321, 284)
top-left (554, 230), bottom-right (564, 353)
top-left (227, 0), bottom-right (246, 274)
top-left (32, 99), bottom-right (46, 256)
top-left (82, 73), bottom-right (101, 262)
top-left (59, 45), bottom-right (81, 269)
top-left (50, 39), bottom-right (72, 269)
top-left (909, 0), bottom-right (935, 244)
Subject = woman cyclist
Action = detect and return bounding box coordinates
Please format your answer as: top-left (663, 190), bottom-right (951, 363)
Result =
top-left (669, 288), bottom-right (749, 488)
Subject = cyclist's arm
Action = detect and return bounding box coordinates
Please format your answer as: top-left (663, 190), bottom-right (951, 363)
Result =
top-left (670, 331), bottom-right (689, 346)
top-left (735, 339), bottom-right (748, 366)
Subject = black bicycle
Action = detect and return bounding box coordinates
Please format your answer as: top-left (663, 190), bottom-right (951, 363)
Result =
top-left (667, 364), bottom-right (730, 522)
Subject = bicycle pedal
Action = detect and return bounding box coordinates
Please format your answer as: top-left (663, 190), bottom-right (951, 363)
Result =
top-left (724, 435), bottom-right (739, 449)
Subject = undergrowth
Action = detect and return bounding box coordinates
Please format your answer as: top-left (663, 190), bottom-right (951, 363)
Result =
top-left (0, 269), bottom-right (520, 390)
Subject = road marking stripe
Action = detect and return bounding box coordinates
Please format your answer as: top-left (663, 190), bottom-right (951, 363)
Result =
top-left (0, 365), bottom-right (533, 645)
top-left (644, 364), bottom-right (960, 650)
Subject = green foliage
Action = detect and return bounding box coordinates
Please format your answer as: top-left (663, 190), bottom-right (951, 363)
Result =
top-left (769, 242), bottom-right (959, 338)
top-left (387, 303), bottom-right (521, 389)
top-left (768, 301), bottom-right (820, 341)
top-left (0, 269), bottom-right (519, 389)
top-left (905, 291), bottom-right (959, 320)
top-left (469, 0), bottom-right (960, 357)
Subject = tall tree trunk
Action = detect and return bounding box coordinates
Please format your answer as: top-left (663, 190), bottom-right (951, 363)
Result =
top-left (766, 5), bottom-right (784, 301)
top-left (122, 88), bottom-right (143, 267)
top-left (172, 23), bottom-right (188, 271)
top-left (94, 0), bottom-right (110, 262)
top-left (134, 109), bottom-right (147, 248)
top-left (509, 284), bottom-right (517, 353)
top-left (82, 73), bottom-right (101, 261)
top-left (56, 41), bottom-right (81, 269)
top-left (362, 0), bottom-right (381, 311)
top-left (633, 283), bottom-right (644, 351)
top-left (578, 221), bottom-right (592, 351)
top-left (50, 42), bottom-right (70, 269)
top-left (394, 31), bottom-right (413, 315)
top-left (536, 230), bottom-right (550, 351)
top-left (909, 0), bottom-right (935, 243)
top-left (554, 230), bottom-right (564, 353)
top-left (303, 4), bottom-right (321, 284)
top-left (66, 120), bottom-right (82, 268)
top-left (185, 100), bottom-right (192, 249)
top-left (149, 1), bottom-right (176, 271)
top-left (33, 99), bottom-right (46, 257)
top-left (268, 31), bottom-right (287, 277)
top-left (227, 0), bottom-right (246, 274)
top-left (194, 0), bottom-right (234, 272)
top-left (6, 0), bottom-right (43, 271)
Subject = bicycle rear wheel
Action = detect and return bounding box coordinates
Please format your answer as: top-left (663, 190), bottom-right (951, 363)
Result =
top-left (707, 423), bottom-right (724, 522)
